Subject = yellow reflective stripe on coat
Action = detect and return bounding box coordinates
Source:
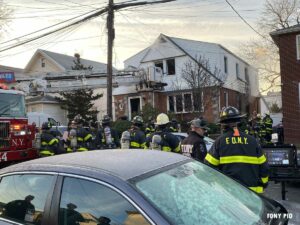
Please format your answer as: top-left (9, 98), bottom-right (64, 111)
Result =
top-left (261, 176), bottom-right (269, 184)
top-left (162, 146), bottom-right (171, 152)
top-left (84, 134), bottom-right (92, 141)
top-left (249, 186), bottom-right (264, 193)
top-left (130, 142), bottom-right (140, 148)
top-left (220, 155), bottom-right (266, 165)
top-left (66, 147), bottom-right (73, 153)
top-left (41, 141), bottom-right (48, 146)
top-left (77, 137), bottom-right (84, 141)
top-left (205, 153), bottom-right (220, 166)
top-left (78, 147), bottom-right (88, 151)
top-left (141, 142), bottom-right (146, 148)
top-left (174, 145), bottom-right (181, 153)
top-left (48, 138), bottom-right (58, 145)
top-left (40, 150), bottom-right (54, 156)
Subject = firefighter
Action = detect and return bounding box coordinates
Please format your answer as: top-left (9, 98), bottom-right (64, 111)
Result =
top-left (181, 118), bottom-right (208, 161)
top-left (145, 117), bottom-right (155, 138)
top-left (96, 115), bottom-right (120, 149)
top-left (256, 114), bottom-right (266, 144)
top-left (263, 112), bottom-right (273, 145)
top-left (168, 118), bottom-right (178, 132)
top-left (145, 113), bottom-right (180, 152)
top-left (128, 116), bottom-right (146, 149)
top-left (40, 122), bottom-right (59, 157)
top-left (75, 116), bottom-right (93, 152)
top-left (204, 106), bottom-right (269, 194)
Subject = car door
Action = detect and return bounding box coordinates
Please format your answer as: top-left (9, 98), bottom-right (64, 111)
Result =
top-left (48, 174), bottom-right (156, 225)
top-left (0, 172), bottom-right (58, 225)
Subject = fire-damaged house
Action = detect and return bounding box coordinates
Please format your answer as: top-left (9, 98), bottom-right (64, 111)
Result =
top-left (114, 34), bottom-right (260, 122)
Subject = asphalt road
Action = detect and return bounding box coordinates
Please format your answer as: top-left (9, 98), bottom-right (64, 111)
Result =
top-left (264, 181), bottom-right (300, 203)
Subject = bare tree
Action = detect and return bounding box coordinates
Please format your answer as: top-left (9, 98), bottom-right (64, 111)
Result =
top-left (240, 0), bottom-right (300, 93)
top-left (177, 56), bottom-right (226, 118)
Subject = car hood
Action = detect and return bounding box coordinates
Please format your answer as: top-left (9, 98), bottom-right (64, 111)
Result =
top-left (278, 200), bottom-right (300, 225)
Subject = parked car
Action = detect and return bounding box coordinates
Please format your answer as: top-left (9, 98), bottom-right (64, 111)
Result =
top-left (0, 150), bottom-right (298, 225)
top-left (173, 132), bottom-right (215, 151)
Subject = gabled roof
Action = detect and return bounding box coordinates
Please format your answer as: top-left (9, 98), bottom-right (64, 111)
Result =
top-left (26, 95), bottom-right (58, 104)
top-left (24, 49), bottom-right (109, 73)
top-left (270, 24), bottom-right (300, 37)
top-left (0, 65), bottom-right (24, 73)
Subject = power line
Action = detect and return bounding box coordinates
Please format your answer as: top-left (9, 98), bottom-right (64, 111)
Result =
top-left (224, 0), bottom-right (265, 38)
top-left (0, 7), bottom-right (105, 46)
top-left (0, 8), bottom-right (108, 53)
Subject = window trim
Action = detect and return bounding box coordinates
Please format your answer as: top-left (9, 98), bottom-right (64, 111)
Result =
top-left (168, 92), bottom-right (204, 114)
top-left (0, 171), bottom-right (58, 225)
top-left (297, 35), bottom-right (300, 60)
top-left (57, 173), bottom-right (156, 225)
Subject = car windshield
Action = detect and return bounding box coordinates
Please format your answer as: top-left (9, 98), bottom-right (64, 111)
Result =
top-left (133, 161), bottom-right (267, 225)
top-left (0, 93), bottom-right (26, 118)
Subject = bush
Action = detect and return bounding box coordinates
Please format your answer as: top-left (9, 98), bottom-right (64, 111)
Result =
top-left (112, 120), bottom-right (131, 137)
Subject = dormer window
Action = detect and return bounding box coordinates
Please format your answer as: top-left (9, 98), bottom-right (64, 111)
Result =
top-left (41, 58), bottom-right (45, 68)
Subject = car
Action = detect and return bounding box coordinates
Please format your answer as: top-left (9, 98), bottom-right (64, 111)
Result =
top-left (173, 132), bottom-right (215, 151)
top-left (49, 125), bottom-right (68, 137)
top-left (0, 150), bottom-right (299, 225)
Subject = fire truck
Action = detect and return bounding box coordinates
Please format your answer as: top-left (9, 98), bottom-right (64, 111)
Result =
top-left (0, 88), bottom-right (38, 167)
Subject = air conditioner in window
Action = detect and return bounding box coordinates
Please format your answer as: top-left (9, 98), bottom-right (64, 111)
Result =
top-left (147, 66), bottom-right (163, 83)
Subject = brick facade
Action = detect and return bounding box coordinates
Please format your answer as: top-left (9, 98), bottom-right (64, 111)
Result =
top-left (271, 30), bottom-right (300, 146)
top-left (114, 87), bottom-right (259, 124)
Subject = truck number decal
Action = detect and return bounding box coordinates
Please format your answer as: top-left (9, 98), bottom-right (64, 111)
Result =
top-left (0, 152), bottom-right (8, 162)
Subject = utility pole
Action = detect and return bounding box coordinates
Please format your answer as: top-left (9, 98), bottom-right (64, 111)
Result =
top-left (106, 0), bottom-right (175, 118)
top-left (107, 0), bottom-right (114, 118)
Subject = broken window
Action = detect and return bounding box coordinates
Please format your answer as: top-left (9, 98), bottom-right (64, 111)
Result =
top-left (175, 95), bottom-right (183, 112)
top-left (184, 93), bottom-right (192, 112)
top-left (41, 58), bottom-right (45, 68)
top-left (168, 96), bottom-right (175, 112)
top-left (166, 58), bottom-right (175, 75)
top-left (154, 61), bottom-right (163, 73)
top-left (193, 92), bottom-right (203, 112)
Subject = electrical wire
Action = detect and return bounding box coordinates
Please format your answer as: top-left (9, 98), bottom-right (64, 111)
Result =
top-left (0, 7), bottom-right (106, 48)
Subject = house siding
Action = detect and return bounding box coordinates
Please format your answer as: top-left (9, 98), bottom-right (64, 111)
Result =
top-left (276, 33), bottom-right (300, 145)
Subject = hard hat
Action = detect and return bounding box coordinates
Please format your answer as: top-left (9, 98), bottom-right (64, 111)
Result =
top-left (102, 115), bottom-right (111, 125)
top-left (155, 113), bottom-right (169, 125)
top-left (132, 115), bottom-right (143, 126)
top-left (257, 113), bottom-right (261, 118)
top-left (73, 114), bottom-right (83, 125)
top-left (189, 118), bottom-right (209, 130)
top-left (265, 111), bottom-right (270, 116)
top-left (42, 122), bottom-right (51, 130)
top-left (219, 106), bottom-right (245, 123)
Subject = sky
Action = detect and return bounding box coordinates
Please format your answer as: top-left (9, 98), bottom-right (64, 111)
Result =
top-left (0, 0), bottom-right (266, 70)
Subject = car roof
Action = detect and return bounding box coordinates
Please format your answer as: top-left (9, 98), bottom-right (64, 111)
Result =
top-left (0, 150), bottom-right (188, 180)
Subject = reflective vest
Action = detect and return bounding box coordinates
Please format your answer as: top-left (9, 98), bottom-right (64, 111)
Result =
top-left (129, 128), bottom-right (146, 149)
top-left (40, 132), bottom-right (59, 157)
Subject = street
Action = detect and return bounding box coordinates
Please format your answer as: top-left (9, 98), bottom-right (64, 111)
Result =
top-left (264, 181), bottom-right (300, 203)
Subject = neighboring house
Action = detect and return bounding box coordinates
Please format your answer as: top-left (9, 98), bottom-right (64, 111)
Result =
top-left (116, 34), bottom-right (259, 122)
top-left (260, 91), bottom-right (282, 114)
top-left (1, 49), bottom-right (115, 123)
top-left (270, 25), bottom-right (300, 146)
top-left (26, 95), bottom-right (68, 125)
top-left (0, 65), bottom-right (25, 88)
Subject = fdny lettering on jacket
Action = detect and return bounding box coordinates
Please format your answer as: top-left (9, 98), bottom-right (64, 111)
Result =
top-left (181, 144), bottom-right (193, 157)
top-left (225, 137), bottom-right (248, 145)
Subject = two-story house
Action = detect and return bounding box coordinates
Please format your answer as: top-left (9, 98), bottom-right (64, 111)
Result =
top-left (115, 34), bottom-right (259, 122)
top-left (270, 25), bottom-right (300, 146)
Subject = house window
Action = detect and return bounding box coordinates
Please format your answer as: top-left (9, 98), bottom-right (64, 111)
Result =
top-left (296, 35), bottom-right (300, 60)
top-left (236, 63), bottom-right (239, 78)
top-left (41, 58), bottom-right (45, 68)
top-left (175, 95), bottom-right (183, 112)
top-left (245, 67), bottom-right (249, 83)
top-left (224, 56), bottom-right (228, 74)
top-left (168, 96), bottom-right (175, 112)
top-left (154, 61), bottom-right (163, 72)
top-left (224, 92), bottom-right (229, 107)
top-left (166, 58), bottom-right (175, 75)
top-left (184, 93), bottom-right (192, 112)
top-left (168, 92), bottom-right (203, 113)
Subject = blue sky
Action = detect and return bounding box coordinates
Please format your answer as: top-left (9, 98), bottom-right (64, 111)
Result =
top-left (0, 0), bottom-right (265, 69)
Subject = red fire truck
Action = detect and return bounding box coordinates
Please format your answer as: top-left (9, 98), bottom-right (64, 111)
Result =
top-left (0, 88), bottom-right (38, 167)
